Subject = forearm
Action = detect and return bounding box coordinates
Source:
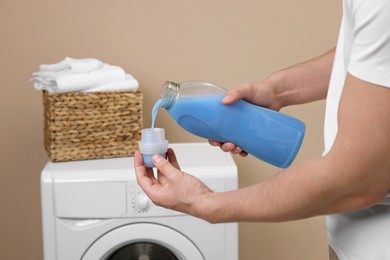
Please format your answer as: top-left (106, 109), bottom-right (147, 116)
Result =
top-left (204, 158), bottom-right (335, 222)
top-left (266, 48), bottom-right (335, 107)
top-left (204, 155), bottom-right (387, 223)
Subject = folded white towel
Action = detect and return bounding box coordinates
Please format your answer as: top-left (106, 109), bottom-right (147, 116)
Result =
top-left (32, 58), bottom-right (139, 93)
top-left (40, 57), bottom-right (103, 73)
top-left (34, 69), bottom-right (81, 79)
top-left (87, 74), bottom-right (139, 92)
top-left (34, 58), bottom-right (103, 82)
top-left (53, 65), bottom-right (126, 92)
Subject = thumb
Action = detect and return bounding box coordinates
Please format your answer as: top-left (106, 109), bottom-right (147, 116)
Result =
top-left (222, 90), bottom-right (239, 105)
top-left (222, 86), bottom-right (249, 104)
top-left (153, 154), bottom-right (183, 180)
top-left (222, 83), bottom-right (257, 105)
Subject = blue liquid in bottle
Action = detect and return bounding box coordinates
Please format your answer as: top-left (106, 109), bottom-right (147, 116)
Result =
top-left (157, 81), bottom-right (305, 168)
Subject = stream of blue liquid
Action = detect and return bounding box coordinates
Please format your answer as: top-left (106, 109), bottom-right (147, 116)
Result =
top-left (151, 99), bottom-right (162, 128)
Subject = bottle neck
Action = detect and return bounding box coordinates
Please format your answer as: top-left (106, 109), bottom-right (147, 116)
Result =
top-left (160, 81), bottom-right (180, 109)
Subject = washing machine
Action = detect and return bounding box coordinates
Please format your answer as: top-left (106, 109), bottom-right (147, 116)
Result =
top-left (41, 143), bottom-right (238, 260)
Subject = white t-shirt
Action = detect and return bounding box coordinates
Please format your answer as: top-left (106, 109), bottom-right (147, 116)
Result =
top-left (323, 0), bottom-right (390, 259)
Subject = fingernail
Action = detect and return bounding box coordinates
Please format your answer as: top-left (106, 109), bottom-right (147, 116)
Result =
top-left (223, 95), bottom-right (232, 101)
top-left (223, 94), bottom-right (235, 103)
top-left (152, 154), bottom-right (163, 164)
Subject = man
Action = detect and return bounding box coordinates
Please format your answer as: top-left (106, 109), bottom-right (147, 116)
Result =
top-left (135, 0), bottom-right (390, 259)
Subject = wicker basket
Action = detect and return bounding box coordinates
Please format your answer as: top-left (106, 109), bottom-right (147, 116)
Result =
top-left (43, 90), bottom-right (143, 162)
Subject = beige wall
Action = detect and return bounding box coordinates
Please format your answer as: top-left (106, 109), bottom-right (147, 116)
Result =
top-left (0, 0), bottom-right (341, 259)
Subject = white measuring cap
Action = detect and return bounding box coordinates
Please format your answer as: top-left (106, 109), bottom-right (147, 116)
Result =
top-left (138, 128), bottom-right (168, 167)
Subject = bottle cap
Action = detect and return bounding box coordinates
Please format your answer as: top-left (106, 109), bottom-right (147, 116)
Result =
top-left (138, 128), bottom-right (169, 155)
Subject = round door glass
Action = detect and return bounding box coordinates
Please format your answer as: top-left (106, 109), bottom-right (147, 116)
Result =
top-left (107, 242), bottom-right (179, 260)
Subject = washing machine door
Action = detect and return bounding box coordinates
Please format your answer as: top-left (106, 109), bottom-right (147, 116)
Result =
top-left (82, 223), bottom-right (204, 260)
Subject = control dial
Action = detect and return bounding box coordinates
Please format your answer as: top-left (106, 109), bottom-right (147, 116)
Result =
top-left (133, 193), bottom-right (152, 212)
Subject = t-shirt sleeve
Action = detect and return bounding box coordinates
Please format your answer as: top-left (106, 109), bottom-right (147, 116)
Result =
top-left (348, 0), bottom-right (390, 88)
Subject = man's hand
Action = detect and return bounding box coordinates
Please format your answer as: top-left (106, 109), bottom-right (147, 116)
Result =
top-left (134, 148), bottom-right (215, 220)
top-left (209, 81), bottom-right (281, 156)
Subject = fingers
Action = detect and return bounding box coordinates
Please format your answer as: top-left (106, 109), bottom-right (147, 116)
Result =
top-left (208, 139), bottom-right (221, 147)
top-left (135, 151), bottom-right (157, 181)
top-left (166, 148), bottom-right (181, 170)
top-left (222, 143), bottom-right (248, 157)
top-left (153, 153), bottom-right (184, 180)
top-left (239, 150), bottom-right (249, 157)
top-left (156, 148), bottom-right (181, 185)
top-left (209, 140), bottom-right (236, 151)
top-left (134, 150), bottom-right (144, 167)
top-left (134, 151), bottom-right (158, 192)
top-left (208, 140), bottom-right (249, 157)
top-left (135, 149), bottom-right (182, 188)
top-left (221, 142), bottom-right (236, 152)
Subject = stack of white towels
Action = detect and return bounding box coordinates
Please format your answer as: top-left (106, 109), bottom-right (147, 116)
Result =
top-left (32, 57), bottom-right (139, 93)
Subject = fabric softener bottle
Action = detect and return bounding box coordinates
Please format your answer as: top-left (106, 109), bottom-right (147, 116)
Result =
top-left (157, 81), bottom-right (305, 168)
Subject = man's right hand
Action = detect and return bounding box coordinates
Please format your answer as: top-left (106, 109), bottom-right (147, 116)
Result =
top-left (208, 80), bottom-right (282, 156)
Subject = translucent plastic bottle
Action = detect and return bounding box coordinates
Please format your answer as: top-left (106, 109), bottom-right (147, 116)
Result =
top-left (156, 81), bottom-right (306, 168)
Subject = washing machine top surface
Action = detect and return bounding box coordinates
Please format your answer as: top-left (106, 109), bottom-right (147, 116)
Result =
top-left (43, 142), bottom-right (236, 182)
top-left (42, 143), bottom-right (237, 219)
